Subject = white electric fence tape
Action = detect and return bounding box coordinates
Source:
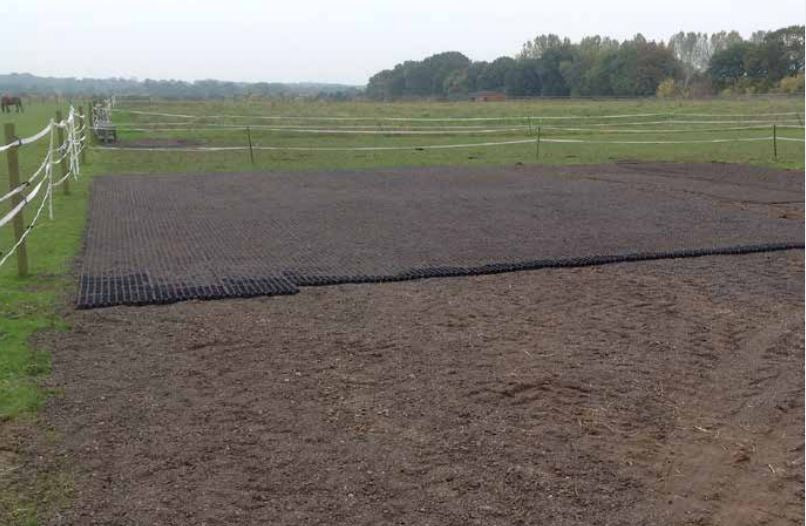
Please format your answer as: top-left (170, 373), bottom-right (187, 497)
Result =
top-left (94, 134), bottom-right (804, 152)
top-left (113, 123), bottom-right (804, 136)
top-left (540, 136), bottom-right (778, 145)
top-left (0, 179), bottom-right (46, 229)
top-left (0, 181), bottom-right (52, 269)
top-left (113, 108), bottom-right (803, 122)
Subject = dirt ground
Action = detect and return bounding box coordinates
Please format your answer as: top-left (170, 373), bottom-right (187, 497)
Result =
top-left (34, 249), bottom-right (804, 525)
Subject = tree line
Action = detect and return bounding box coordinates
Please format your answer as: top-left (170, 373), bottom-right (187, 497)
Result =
top-left (367, 26), bottom-right (805, 99)
top-left (0, 73), bottom-right (361, 100)
top-left (2, 27), bottom-right (802, 100)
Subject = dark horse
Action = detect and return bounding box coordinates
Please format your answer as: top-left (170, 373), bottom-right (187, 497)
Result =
top-left (1, 95), bottom-right (23, 113)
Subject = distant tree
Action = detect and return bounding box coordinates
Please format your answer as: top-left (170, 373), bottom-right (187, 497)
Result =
top-left (506, 59), bottom-right (542, 96)
top-left (475, 57), bottom-right (517, 91)
top-left (709, 30), bottom-right (744, 53)
top-left (423, 52), bottom-right (472, 95)
top-left (749, 30), bottom-right (768, 43)
top-left (765, 25), bottom-right (805, 76)
top-left (537, 47), bottom-right (573, 96)
top-left (442, 69), bottom-right (473, 96)
top-left (668, 32), bottom-right (711, 87)
top-left (705, 26), bottom-right (804, 92)
top-left (707, 42), bottom-right (752, 89)
top-left (560, 35), bottom-right (619, 95)
top-left (366, 52), bottom-right (471, 99)
top-left (519, 34), bottom-right (572, 59)
top-left (602, 35), bottom-right (681, 96)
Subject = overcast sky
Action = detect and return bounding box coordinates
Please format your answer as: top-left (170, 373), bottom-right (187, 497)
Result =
top-left (3, 0), bottom-right (804, 85)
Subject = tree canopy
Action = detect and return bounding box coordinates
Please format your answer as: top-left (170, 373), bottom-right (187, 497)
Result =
top-left (367, 26), bottom-right (805, 99)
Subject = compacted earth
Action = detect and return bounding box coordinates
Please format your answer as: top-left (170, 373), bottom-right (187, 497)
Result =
top-left (38, 249), bottom-right (805, 525)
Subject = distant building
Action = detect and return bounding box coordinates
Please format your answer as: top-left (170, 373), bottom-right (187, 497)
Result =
top-left (469, 91), bottom-right (507, 102)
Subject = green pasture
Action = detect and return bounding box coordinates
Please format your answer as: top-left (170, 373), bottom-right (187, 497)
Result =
top-left (107, 96), bottom-right (804, 172)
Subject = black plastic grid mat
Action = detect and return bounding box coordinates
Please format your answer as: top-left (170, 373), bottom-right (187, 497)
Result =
top-left (77, 163), bottom-right (804, 309)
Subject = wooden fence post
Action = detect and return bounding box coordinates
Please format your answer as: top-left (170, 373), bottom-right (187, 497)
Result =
top-left (773, 124), bottom-right (777, 159)
top-left (4, 123), bottom-right (29, 277)
top-left (78, 106), bottom-right (87, 165)
top-left (55, 110), bottom-right (69, 195)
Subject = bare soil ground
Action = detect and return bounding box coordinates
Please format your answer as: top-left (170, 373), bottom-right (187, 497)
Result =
top-left (34, 249), bottom-right (804, 525)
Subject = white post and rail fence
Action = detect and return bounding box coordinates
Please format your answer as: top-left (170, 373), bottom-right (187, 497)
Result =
top-left (0, 103), bottom-right (92, 276)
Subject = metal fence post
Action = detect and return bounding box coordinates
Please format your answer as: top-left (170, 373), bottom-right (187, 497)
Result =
top-left (4, 123), bottom-right (29, 277)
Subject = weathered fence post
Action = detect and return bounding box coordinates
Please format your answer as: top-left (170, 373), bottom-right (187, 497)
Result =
top-left (4, 123), bottom-right (29, 277)
top-left (246, 126), bottom-right (255, 165)
top-left (55, 110), bottom-right (70, 195)
top-left (78, 106), bottom-right (87, 165)
top-left (773, 124), bottom-right (777, 159)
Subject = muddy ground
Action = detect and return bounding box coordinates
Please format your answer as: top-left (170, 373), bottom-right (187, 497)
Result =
top-left (35, 248), bottom-right (804, 525)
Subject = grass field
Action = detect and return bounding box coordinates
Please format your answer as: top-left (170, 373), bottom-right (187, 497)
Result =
top-left (0, 95), bottom-right (803, 523)
top-left (104, 96), bottom-right (805, 174)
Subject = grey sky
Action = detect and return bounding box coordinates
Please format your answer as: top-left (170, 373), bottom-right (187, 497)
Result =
top-left (4, 0), bottom-right (804, 85)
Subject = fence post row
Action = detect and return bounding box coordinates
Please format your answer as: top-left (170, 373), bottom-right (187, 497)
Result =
top-left (1, 104), bottom-right (90, 277)
top-left (3, 123), bottom-right (29, 277)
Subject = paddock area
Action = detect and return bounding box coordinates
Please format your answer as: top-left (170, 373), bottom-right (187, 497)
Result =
top-left (2, 96), bottom-right (803, 525)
